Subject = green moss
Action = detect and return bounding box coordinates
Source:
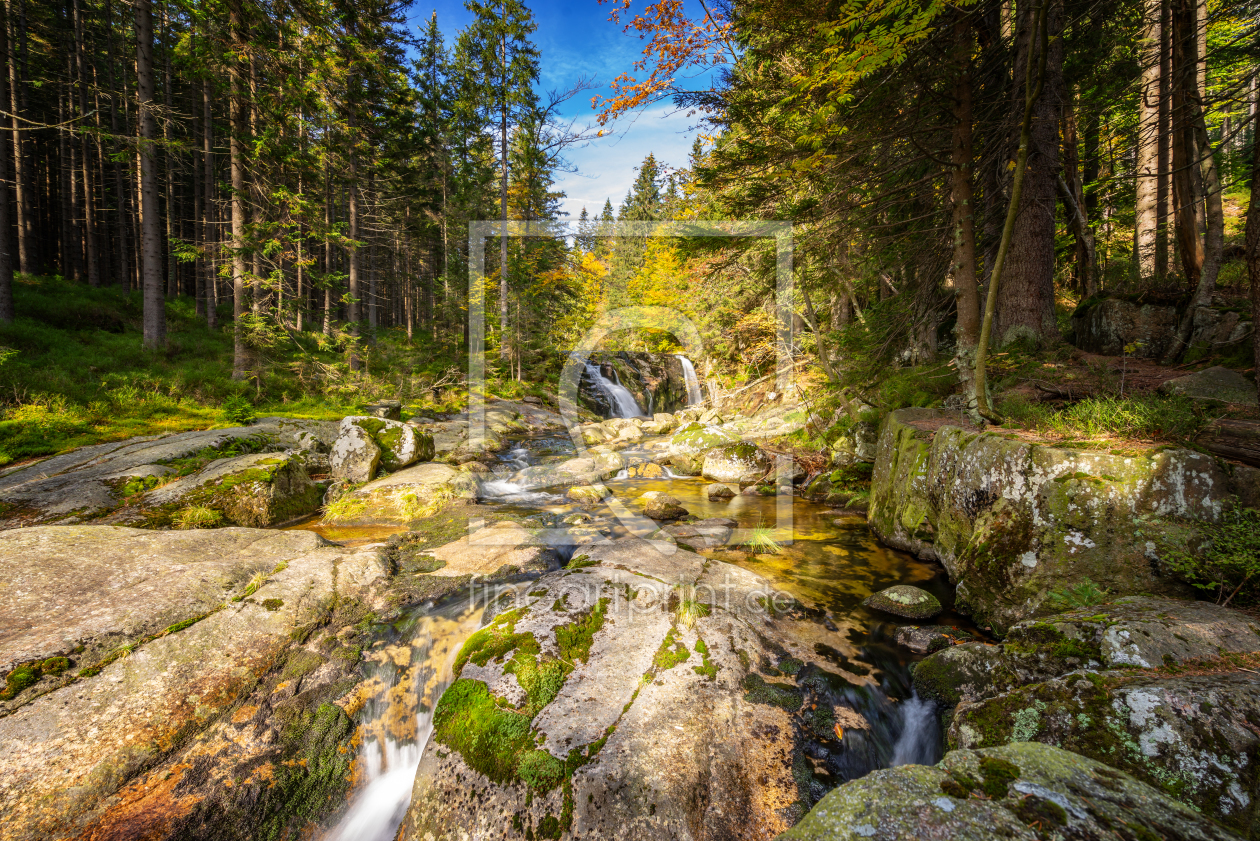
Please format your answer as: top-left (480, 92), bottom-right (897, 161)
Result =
top-left (979, 756), bottom-right (1021, 798)
top-left (566, 554), bottom-right (598, 569)
top-left (741, 673), bottom-right (803, 711)
top-left (779, 657), bottom-right (803, 676)
top-left (0, 664), bottom-right (41, 700)
top-left (1010, 794), bottom-right (1067, 827)
top-left (262, 598), bottom-right (284, 611)
top-left (453, 608), bottom-right (530, 676)
top-left (432, 678), bottom-right (535, 784)
top-left (555, 598), bottom-right (610, 664)
top-left (692, 638), bottom-right (718, 680)
top-left (518, 749), bottom-right (565, 792)
top-left (653, 627), bottom-right (691, 670)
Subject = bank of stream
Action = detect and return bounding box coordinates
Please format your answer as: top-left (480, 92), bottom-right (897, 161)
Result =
top-left (291, 429), bottom-right (983, 840)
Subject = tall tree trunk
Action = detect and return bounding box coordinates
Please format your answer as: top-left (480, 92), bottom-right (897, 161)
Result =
top-left (975, 0), bottom-right (1050, 420)
top-left (203, 77), bottom-right (217, 328)
top-left (74, 0), bottom-right (99, 287)
top-left (1163, 0), bottom-right (1207, 362)
top-left (135, 0), bottom-right (164, 347)
top-left (106, 0), bottom-right (129, 289)
top-left (347, 109), bottom-right (362, 370)
top-left (5, 0), bottom-right (29, 275)
top-left (1245, 91), bottom-right (1260, 402)
top-left (0, 0), bottom-right (11, 320)
top-left (1134, 0), bottom-right (1161, 283)
top-left (994, 0), bottom-right (1063, 347)
top-left (1061, 100), bottom-right (1097, 295)
top-left (499, 28), bottom-right (509, 362)
top-left (230, 0), bottom-right (250, 377)
top-left (1156, 0), bottom-right (1172, 282)
top-left (162, 0), bottom-right (174, 297)
top-left (951, 13), bottom-right (980, 351)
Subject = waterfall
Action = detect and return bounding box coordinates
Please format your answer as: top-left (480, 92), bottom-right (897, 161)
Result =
top-left (889, 692), bottom-right (939, 766)
top-left (322, 600), bottom-right (489, 841)
top-left (677, 355), bottom-right (703, 406)
top-left (584, 361), bottom-right (642, 418)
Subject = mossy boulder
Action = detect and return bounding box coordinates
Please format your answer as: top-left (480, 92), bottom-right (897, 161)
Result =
top-left (567, 485), bottom-right (610, 507)
top-left (912, 596), bottom-right (1260, 707)
top-left (778, 741), bottom-right (1240, 841)
top-left (949, 672), bottom-right (1260, 835)
top-left (330, 422), bottom-right (381, 483)
top-left (706, 482), bottom-right (738, 500)
top-left (111, 452), bottom-right (321, 528)
top-left (869, 408), bottom-right (1237, 632)
top-left (640, 491), bottom-right (689, 520)
top-left (666, 422), bottom-right (739, 475)
top-left (1160, 365), bottom-right (1258, 405)
top-left (330, 462), bottom-right (464, 525)
top-left (339, 415), bottom-right (434, 472)
top-left (863, 584), bottom-right (942, 619)
top-left (701, 442), bottom-right (772, 485)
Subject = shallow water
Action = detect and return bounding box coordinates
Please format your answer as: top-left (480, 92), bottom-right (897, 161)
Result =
top-left (302, 441), bottom-right (979, 831)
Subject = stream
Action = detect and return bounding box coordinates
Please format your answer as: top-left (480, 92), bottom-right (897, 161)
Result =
top-left (306, 429), bottom-right (978, 840)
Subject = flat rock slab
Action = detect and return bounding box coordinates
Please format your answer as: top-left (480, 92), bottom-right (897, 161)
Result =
top-left (578, 537), bottom-right (706, 585)
top-left (429, 521), bottom-right (560, 576)
top-left (0, 525), bottom-right (327, 670)
top-left (0, 524), bottom-right (384, 841)
top-left (778, 741), bottom-right (1239, 841)
top-left (1161, 365), bottom-right (1258, 404)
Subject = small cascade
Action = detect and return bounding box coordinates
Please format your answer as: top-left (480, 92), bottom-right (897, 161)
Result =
top-left (889, 693), bottom-right (939, 766)
top-left (584, 361), bottom-right (642, 418)
top-left (677, 355), bottom-right (703, 406)
top-left (322, 600), bottom-right (490, 841)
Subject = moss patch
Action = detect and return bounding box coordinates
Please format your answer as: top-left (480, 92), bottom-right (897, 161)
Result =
top-left (741, 673), bottom-right (803, 711)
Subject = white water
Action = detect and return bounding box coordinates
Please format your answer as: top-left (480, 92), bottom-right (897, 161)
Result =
top-left (677, 355), bottom-right (703, 406)
top-left (585, 361), bottom-right (642, 418)
top-left (889, 693), bottom-right (939, 767)
top-left (322, 605), bottom-right (488, 841)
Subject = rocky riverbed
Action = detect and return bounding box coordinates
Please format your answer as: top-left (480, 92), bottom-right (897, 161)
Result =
top-left (1, 394), bottom-right (1258, 841)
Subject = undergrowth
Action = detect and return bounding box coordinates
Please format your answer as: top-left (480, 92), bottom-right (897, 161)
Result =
top-left (997, 393), bottom-right (1213, 443)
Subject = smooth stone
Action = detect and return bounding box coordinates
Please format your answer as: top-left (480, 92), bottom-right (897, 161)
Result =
top-left (863, 584), bottom-right (942, 619)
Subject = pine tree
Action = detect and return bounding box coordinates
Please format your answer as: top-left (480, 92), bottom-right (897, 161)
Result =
top-left (576, 207), bottom-right (594, 253)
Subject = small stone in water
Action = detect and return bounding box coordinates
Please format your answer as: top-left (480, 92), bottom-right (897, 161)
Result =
top-left (863, 585), bottom-right (943, 620)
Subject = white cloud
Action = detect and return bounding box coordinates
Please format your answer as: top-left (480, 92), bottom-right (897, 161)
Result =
top-left (554, 105), bottom-right (702, 221)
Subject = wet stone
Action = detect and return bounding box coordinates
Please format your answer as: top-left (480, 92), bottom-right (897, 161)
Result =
top-left (864, 584), bottom-right (943, 620)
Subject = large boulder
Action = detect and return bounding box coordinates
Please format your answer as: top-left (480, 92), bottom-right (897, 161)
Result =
top-left (1160, 365), bottom-right (1258, 405)
top-left (666, 422), bottom-right (740, 475)
top-left (1070, 297), bottom-right (1179, 358)
top-left (950, 673), bottom-right (1260, 835)
top-left (869, 408), bottom-right (1240, 632)
top-left (338, 415), bottom-right (434, 472)
top-left (863, 584), bottom-right (942, 619)
top-left (326, 462), bottom-right (467, 525)
top-left (0, 525), bottom-right (385, 841)
top-left (330, 423), bottom-right (382, 482)
top-left (107, 451), bottom-right (322, 528)
top-left (701, 442), bottom-right (772, 485)
top-left (398, 538), bottom-right (866, 841)
top-left (912, 596), bottom-right (1260, 706)
top-left (0, 419), bottom-right (334, 529)
top-left (778, 741), bottom-right (1239, 841)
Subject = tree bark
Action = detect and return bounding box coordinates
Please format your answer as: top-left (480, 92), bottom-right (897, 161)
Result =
top-left (230, 0), bottom-right (250, 377)
top-left (135, 0), bottom-right (164, 347)
top-left (347, 110), bottom-right (362, 370)
top-left (499, 26), bottom-right (510, 362)
top-left (1061, 99), bottom-right (1097, 295)
top-left (1156, 0), bottom-right (1172, 281)
top-left (0, 0), bottom-right (11, 321)
top-left (1162, 0), bottom-right (1208, 362)
top-left (993, 0), bottom-right (1063, 347)
top-left (1246, 91), bottom-right (1260, 399)
top-left (951, 12), bottom-right (980, 351)
top-left (203, 77), bottom-right (217, 328)
top-left (1134, 0), bottom-right (1161, 283)
top-left (6, 0), bottom-right (29, 275)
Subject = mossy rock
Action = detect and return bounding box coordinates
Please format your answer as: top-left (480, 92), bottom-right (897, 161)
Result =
top-left (701, 442), bottom-right (772, 485)
top-left (666, 422), bottom-right (739, 475)
top-left (863, 584), bottom-right (942, 619)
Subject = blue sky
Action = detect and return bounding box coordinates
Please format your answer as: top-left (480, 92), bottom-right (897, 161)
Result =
top-left (404, 1), bottom-right (713, 221)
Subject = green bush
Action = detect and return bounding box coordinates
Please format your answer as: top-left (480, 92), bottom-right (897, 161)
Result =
top-left (1161, 505), bottom-right (1260, 607)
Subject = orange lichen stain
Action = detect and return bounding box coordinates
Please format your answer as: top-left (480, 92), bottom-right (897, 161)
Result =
top-left (73, 762), bottom-right (195, 841)
top-left (231, 704), bottom-right (259, 724)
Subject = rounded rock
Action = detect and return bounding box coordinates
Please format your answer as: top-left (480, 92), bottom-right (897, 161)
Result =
top-left (863, 584), bottom-right (943, 619)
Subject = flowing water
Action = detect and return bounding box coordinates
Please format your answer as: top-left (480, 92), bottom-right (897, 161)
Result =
top-left (309, 432), bottom-right (979, 835)
top-left (322, 592), bottom-right (495, 841)
top-left (677, 355), bottom-right (704, 406)
top-left (584, 360), bottom-right (643, 418)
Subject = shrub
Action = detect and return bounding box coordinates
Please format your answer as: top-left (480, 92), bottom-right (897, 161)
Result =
top-left (173, 505), bottom-right (223, 529)
top-left (1161, 505), bottom-right (1260, 607)
top-left (220, 394), bottom-right (257, 425)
